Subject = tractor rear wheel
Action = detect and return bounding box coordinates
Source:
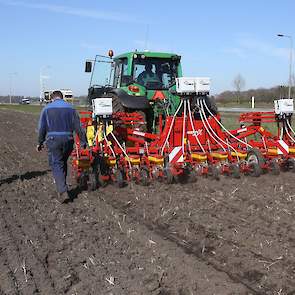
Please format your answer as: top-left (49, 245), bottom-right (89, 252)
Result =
top-left (108, 93), bottom-right (124, 113)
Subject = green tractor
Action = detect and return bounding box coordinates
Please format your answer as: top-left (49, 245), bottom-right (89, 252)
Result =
top-left (85, 50), bottom-right (183, 132)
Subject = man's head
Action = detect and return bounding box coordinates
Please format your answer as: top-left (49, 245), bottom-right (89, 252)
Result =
top-left (50, 90), bottom-right (63, 101)
top-left (145, 64), bottom-right (152, 72)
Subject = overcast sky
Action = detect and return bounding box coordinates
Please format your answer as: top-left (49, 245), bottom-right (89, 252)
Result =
top-left (0, 0), bottom-right (294, 96)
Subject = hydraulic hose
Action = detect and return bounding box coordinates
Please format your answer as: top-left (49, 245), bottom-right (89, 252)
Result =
top-left (109, 130), bottom-right (132, 169)
top-left (198, 99), bottom-right (227, 152)
top-left (187, 101), bottom-right (206, 153)
top-left (285, 119), bottom-right (295, 143)
top-left (284, 122), bottom-right (295, 144)
top-left (202, 99), bottom-right (252, 149)
top-left (161, 99), bottom-right (184, 155)
top-left (198, 99), bottom-right (240, 159)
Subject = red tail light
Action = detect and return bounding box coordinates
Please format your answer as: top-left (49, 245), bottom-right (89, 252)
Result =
top-left (128, 85), bottom-right (140, 93)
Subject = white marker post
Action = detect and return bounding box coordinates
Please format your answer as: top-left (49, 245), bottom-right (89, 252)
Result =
top-left (251, 96), bottom-right (255, 109)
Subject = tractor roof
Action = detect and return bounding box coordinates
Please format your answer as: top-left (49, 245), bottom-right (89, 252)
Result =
top-left (114, 51), bottom-right (181, 60)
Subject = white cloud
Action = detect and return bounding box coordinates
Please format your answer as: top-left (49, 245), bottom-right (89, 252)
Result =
top-left (0, 0), bottom-right (141, 23)
top-left (224, 36), bottom-right (293, 60)
top-left (238, 38), bottom-right (291, 59)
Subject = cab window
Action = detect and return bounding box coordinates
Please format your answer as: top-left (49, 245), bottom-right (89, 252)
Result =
top-left (113, 58), bottom-right (128, 87)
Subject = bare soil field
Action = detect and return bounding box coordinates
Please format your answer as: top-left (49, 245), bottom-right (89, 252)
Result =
top-left (1, 109), bottom-right (295, 295)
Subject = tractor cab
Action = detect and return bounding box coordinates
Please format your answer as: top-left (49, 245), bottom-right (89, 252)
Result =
top-left (85, 51), bottom-right (183, 132)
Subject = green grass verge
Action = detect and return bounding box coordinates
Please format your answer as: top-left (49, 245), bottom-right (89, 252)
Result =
top-left (0, 104), bottom-right (88, 115)
top-left (0, 104), bottom-right (43, 114)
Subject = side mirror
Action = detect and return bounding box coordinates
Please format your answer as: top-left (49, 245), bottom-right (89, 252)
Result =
top-left (85, 61), bottom-right (92, 72)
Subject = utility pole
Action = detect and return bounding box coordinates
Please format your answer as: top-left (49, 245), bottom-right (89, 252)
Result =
top-left (9, 72), bottom-right (17, 104)
top-left (40, 66), bottom-right (50, 103)
top-left (277, 34), bottom-right (293, 99)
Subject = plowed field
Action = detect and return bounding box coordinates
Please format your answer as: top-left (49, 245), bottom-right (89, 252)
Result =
top-left (1, 109), bottom-right (295, 295)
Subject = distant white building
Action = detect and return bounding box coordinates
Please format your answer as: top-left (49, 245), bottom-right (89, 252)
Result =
top-left (41, 89), bottom-right (74, 104)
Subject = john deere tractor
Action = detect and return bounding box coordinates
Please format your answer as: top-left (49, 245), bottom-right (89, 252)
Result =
top-left (85, 51), bottom-right (184, 130)
top-left (85, 50), bottom-right (216, 132)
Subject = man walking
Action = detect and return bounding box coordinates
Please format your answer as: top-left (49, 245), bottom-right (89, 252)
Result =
top-left (36, 90), bottom-right (86, 201)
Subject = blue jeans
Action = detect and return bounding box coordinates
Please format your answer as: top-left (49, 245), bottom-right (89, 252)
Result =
top-left (46, 136), bottom-right (74, 193)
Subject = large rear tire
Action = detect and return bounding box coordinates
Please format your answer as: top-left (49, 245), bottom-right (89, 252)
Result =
top-left (107, 93), bottom-right (124, 113)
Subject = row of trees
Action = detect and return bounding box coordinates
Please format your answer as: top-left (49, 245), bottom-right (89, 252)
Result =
top-left (217, 74), bottom-right (295, 104)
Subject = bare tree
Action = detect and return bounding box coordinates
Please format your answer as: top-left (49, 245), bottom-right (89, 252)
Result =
top-left (233, 74), bottom-right (245, 104)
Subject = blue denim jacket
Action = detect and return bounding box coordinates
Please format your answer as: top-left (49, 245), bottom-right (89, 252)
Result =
top-left (38, 99), bottom-right (86, 145)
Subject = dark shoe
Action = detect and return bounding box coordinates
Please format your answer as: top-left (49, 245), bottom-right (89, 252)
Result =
top-left (57, 191), bottom-right (70, 203)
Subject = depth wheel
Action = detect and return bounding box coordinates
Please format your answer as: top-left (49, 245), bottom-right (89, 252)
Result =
top-left (247, 149), bottom-right (264, 165)
top-left (208, 165), bottom-right (220, 180)
top-left (78, 172), bottom-right (88, 190)
top-left (229, 163), bottom-right (241, 179)
top-left (114, 169), bottom-right (125, 188)
top-left (286, 158), bottom-right (295, 172)
top-left (87, 172), bottom-right (98, 191)
top-left (248, 162), bottom-right (261, 177)
top-left (188, 169), bottom-right (198, 183)
top-left (98, 173), bottom-right (108, 187)
top-left (139, 167), bottom-right (150, 186)
top-left (269, 160), bottom-right (280, 175)
top-left (163, 166), bottom-right (174, 184)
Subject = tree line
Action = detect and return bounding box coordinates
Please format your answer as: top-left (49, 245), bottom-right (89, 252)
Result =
top-left (215, 73), bottom-right (294, 104)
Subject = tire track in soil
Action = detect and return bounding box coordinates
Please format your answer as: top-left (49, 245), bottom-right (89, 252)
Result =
top-left (104, 178), bottom-right (295, 292)
top-left (0, 213), bottom-right (26, 295)
top-left (0, 196), bottom-right (58, 295)
top-left (99, 192), bottom-right (273, 295)
top-left (1, 178), bottom-right (88, 295)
